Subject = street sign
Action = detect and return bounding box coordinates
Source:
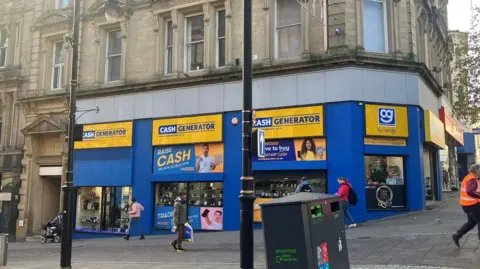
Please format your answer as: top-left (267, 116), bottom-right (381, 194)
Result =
top-left (257, 129), bottom-right (265, 158)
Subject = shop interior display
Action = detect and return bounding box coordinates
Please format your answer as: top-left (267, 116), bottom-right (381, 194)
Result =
top-left (155, 183), bottom-right (187, 206)
top-left (188, 182), bottom-right (223, 207)
top-left (254, 179), bottom-right (326, 198)
top-left (76, 187), bottom-right (102, 232)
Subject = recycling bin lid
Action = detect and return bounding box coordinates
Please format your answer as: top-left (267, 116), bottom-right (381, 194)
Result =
top-left (260, 193), bottom-right (340, 207)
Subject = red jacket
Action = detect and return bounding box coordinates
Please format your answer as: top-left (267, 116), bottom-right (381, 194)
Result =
top-left (338, 182), bottom-right (351, 201)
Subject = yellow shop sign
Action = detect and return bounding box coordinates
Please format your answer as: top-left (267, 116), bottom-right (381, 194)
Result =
top-left (424, 110), bottom-right (446, 149)
top-left (253, 106), bottom-right (324, 139)
top-left (365, 104), bottom-right (408, 138)
top-left (74, 121), bottom-right (133, 149)
top-left (152, 114), bottom-right (223, 145)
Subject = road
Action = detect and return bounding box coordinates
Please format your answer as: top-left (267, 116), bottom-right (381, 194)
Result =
top-left (3, 192), bottom-right (479, 269)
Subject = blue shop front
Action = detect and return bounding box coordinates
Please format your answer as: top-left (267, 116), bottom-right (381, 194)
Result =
top-left (72, 102), bottom-right (443, 238)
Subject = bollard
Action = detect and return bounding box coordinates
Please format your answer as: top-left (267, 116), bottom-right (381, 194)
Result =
top-left (0, 234), bottom-right (8, 266)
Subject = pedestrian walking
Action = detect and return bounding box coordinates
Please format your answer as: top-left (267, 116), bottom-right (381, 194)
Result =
top-left (171, 192), bottom-right (187, 252)
top-left (124, 197), bottom-right (145, 240)
top-left (337, 177), bottom-right (357, 228)
top-left (295, 176), bottom-right (312, 193)
top-left (452, 164), bottom-right (480, 248)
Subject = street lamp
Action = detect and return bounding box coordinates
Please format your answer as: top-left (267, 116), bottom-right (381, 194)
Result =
top-left (239, 0), bottom-right (254, 269)
top-left (60, 1), bottom-right (122, 268)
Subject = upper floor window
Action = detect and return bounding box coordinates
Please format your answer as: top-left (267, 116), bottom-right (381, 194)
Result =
top-left (363, 0), bottom-right (389, 53)
top-left (275, 0), bottom-right (301, 59)
top-left (216, 10), bottom-right (226, 67)
top-left (56, 0), bottom-right (70, 9)
top-left (165, 21), bottom-right (173, 74)
top-left (106, 30), bottom-right (122, 82)
top-left (52, 42), bottom-right (65, 90)
top-left (0, 29), bottom-right (8, 68)
top-left (185, 14), bottom-right (204, 71)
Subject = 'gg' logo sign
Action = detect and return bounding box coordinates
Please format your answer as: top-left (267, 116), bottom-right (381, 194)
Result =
top-left (378, 108), bottom-right (396, 127)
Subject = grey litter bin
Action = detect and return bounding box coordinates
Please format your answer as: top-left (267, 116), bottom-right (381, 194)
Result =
top-left (260, 193), bottom-right (350, 269)
top-left (0, 233), bottom-right (8, 266)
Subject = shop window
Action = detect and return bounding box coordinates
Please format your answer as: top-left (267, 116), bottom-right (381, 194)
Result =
top-left (363, 0), bottom-right (389, 53)
top-left (154, 182), bottom-right (223, 231)
top-left (365, 156), bottom-right (406, 210)
top-left (75, 186), bottom-right (132, 234)
top-left (185, 14), bottom-right (204, 71)
top-left (423, 150), bottom-right (436, 201)
top-left (274, 0), bottom-right (301, 59)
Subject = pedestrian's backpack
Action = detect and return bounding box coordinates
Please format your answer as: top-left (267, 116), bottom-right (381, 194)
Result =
top-left (348, 185), bottom-right (358, 205)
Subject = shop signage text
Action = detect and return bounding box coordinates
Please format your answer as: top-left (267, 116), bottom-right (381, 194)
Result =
top-left (253, 106), bottom-right (324, 139)
top-left (364, 137), bottom-right (407, 147)
top-left (439, 108), bottom-right (464, 145)
top-left (365, 104), bottom-right (409, 138)
top-left (74, 121), bottom-right (133, 149)
top-left (424, 110), bottom-right (446, 149)
top-left (152, 114), bottom-right (223, 145)
top-left (253, 138), bottom-right (326, 162)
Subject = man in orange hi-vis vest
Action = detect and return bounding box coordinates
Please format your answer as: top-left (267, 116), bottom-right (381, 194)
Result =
top-left (452, 164), bottom-right (480, 248)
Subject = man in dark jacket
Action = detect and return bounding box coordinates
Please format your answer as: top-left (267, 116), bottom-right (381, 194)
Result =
top-left (295, 177), bottom-right (312, 193)
top-left (171, 192), bottom-right (187, 252)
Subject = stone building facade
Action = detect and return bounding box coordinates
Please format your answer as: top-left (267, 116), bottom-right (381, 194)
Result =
top-left (2, 0), bottom-right (453, 240)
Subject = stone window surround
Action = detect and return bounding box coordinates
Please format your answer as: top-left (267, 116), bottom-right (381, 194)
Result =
top-left (92, 21), bottom-right (127, 87)
top-left (0, 23), bottom-right (21, 68)
top-left (39, 31), bottom-right (71, 93)
top-left (152, 0), bottom-right (233, 77)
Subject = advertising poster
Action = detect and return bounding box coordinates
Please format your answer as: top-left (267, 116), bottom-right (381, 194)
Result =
top-left (154, 206), bottom-right (202, 229)
top-left (152, 114), bottom-right (223, 145)
top-left (253, 138), bottom-right (326, 162)
top-left (200, 207), bottom-right (223, 230)
top-left (153, 143), bottom-right (224, 174)
top-left (254, 198), bottom-right (274, 223)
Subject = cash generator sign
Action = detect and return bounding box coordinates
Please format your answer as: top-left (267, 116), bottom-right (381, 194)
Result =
top-left (74, 121), bottom-right (133, 149)
top-left (253, 105), bottom-right (324, 139)
top-left (364, 104), bottom-right (408, 138)
top-left (152, 114), bottom-right (223, 145)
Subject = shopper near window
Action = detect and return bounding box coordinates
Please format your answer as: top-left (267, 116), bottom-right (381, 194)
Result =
top-left (171, 192), bottom-right (187, 252)
top-left (452, 164), bottom-right (480, 248)
top-left (295, 177), bottom-right (312, 193)
top-left (124, 197), bottom-right (145, 240)
top-left (337, 177), bottom-right (357, 228)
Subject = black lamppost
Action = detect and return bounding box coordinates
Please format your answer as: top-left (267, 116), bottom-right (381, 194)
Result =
top-left (239, 0), bottom-right (254, 268)
top-left (60, 1), bottom-right (123, 268)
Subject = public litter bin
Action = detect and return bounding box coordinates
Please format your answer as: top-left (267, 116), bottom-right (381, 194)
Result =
top-left (260, 193), bottom-right (350, 269)
top-left (0, 233), bottom-right (8, 266)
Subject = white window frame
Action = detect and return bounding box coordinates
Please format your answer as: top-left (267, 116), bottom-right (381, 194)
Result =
top-left (364, 0), bottom-right (389, 53)
top-left (184, 13), bottom-right (205, 72)
top-left (51, 42), bottom-right (65, 90)
top-left (216, 9), bottom-right (226, 68)
top-left (0, 28), bottom-right (8, 68)
top-left (105, 29), bottom-right (122, 82)
top-left (164, 21), bottom-right (173, 74)
top-left (273, 0), bottom-right (302, 59)
top-left (55, 0), bottom-right (69, 9)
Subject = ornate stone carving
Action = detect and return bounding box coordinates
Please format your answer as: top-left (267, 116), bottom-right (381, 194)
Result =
top-left (86, 0), bottom-right (133, 19)
top-left (92, 23), bottom-right (101, 44)
top-left (203, 3), bottom-right (210, 23)
top-left (120, 21), bottom-right (128, 38)
top-left (31, 10), bottom-right (72, 32)
top-left (225, 0), bottom-right (232, 18)
top-left (21, 115), bottom-right (68, 135)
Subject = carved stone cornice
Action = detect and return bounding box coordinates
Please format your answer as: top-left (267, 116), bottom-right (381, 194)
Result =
top-left (31, 9), bottom-right (73, 32)
top-left (150, 0), bottom-right (204, 10)
top-left (21, 115), bottom-right (67, 135)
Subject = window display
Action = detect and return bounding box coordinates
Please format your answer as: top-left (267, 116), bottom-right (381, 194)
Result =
top-left (75, 186), bottom-right (132, 234)
top-left (365, 156), bottom-right (406, 210)
top-left (154, 182), bottom-right (223, 231)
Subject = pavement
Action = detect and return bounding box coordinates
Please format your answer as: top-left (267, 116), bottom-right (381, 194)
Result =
top-left (3, 192), bottom-right (480, 269)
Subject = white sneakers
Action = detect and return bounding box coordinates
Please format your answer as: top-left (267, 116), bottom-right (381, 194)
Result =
top-left (348, 224), bottom-right (357, 228)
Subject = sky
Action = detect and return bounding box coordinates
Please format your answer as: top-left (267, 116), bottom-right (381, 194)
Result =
top-left (448, 0), bottom-right (479, 31)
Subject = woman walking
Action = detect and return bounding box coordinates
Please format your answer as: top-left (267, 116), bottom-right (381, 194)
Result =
top-left (337, 177), bottom-right (357, 228)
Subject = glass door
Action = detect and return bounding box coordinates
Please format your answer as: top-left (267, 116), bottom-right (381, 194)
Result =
top-left (102, 187), bottom-right (131, 234)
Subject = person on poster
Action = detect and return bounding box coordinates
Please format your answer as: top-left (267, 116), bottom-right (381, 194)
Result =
top-left (201, 208), bottom-right (223, 230)
top-left (298, 138), bottom-right (324, 161)
top-left (196, 144), bottom-right (217, 173)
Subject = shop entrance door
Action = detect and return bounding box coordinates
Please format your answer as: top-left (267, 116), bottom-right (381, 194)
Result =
top-left (102, 187), bottom-right (120, 233)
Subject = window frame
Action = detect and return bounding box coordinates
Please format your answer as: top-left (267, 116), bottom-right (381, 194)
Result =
top-left (105, 29), bottom-right (122, 83)
top-left (363, 0), bottom-right (389, 53)
top-left (51, 42), bottom-right (65, 90)
top-left (184, 13), bottom-right (205, 72)
top-left (273, 0), bottom-right (302, 60)
top-left (0, 28), bottom-right (8, 68)
top-left (164, 20), bottom-right (173, 75)
top-left (216, 9), bottom-right (226, 68)
top-left (55, 0), bottom-right (70, 9)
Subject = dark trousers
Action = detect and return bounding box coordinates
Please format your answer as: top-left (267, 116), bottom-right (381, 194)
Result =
top-left (457, 204), bottom-right (480, 238)
top-left (173, 224), bottom-right (185, 249)
top-left (342, 200), bottom-right (355, 224)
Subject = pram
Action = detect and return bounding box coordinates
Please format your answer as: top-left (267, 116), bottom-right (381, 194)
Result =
top-left (40, 213), bottom-right (63, 244)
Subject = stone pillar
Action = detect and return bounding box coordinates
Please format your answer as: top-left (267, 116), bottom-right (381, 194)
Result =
top-left (171, 9), bottom-right (185, 76)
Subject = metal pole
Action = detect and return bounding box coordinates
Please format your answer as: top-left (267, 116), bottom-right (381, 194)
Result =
top-left (60, 0), bottom-right (79, 267)
top-left (239, 0), bottom-right (254, 267)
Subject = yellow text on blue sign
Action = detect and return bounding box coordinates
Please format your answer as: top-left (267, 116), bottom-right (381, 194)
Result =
top-left (152, 114), bottom-right (223, 145)
top-left (424, 110), bottom-right (446, 149)
top-left (365, 104), bottom-right (409, 138)
top-left (74, 121), bottom-right (133, 149)
top-left (253, 106), bottom-right (324, 139)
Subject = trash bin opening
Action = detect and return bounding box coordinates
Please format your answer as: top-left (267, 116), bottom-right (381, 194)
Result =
top-left (330, 201), bottom-right (340, 213)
